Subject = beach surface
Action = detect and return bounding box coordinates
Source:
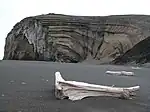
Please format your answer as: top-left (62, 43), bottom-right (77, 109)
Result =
top-left (0, 60), bottom-right (150, 112)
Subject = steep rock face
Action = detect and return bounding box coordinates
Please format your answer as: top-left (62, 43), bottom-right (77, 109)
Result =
top-left (112, 36), bottom-right (150, 65)
top-left (4, 17), bottom-right (47, 60)
top-left (3, 14), bottom-right (150, 63)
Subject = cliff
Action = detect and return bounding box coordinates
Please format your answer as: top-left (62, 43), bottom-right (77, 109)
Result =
top-left (112, 36), bottom-right (150, 65)
top-left (3, 13), bottom-right (150, 64)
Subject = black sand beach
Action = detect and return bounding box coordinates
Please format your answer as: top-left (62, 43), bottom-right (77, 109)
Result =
top-left (0, 60), bottom-right (150, 112)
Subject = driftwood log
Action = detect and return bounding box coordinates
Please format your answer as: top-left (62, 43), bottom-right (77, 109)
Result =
top-left (131, 67), bottom-right (141, 70)
top-left (54, 71), bottom-right (140, 101)
top-left (105, 71), bottom-right (135, 76)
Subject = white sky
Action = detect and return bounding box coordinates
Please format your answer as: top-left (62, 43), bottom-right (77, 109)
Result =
top-left (0, 0), bottom-right (150, 59)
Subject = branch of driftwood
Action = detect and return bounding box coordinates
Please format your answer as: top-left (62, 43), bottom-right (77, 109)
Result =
top-left (54, 71), bottom-right (140, 101)
top-left (105, 70), bottom-right (135, 76)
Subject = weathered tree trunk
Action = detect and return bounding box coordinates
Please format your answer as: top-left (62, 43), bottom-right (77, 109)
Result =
top-left (105, 71), bottom-right (135, 76)
top-left (54, 71), bottom-right (140, 101)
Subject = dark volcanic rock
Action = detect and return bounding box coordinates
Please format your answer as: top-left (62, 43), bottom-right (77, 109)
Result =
top-left (3, 14), bottom-right (150, 63)
top-left (112, 36), bottom-right (150, 65)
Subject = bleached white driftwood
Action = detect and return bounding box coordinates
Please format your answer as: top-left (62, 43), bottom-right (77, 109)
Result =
top-left (105, 70), bottom-right (135, 76)
top-left (54, 71), bottom-right (140, 101)
top-left (131, 67), bottom-right (141, 70)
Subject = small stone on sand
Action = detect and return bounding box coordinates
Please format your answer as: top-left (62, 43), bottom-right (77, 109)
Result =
top-left (21, 82), bottom-right (27, 85)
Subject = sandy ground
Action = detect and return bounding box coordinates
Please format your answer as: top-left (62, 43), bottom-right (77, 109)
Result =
top-left (0, 60), bottom-right (150, 112)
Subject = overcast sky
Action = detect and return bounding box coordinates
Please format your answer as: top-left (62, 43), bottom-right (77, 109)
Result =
top-left (0, 0), bottom-right (150, 59)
